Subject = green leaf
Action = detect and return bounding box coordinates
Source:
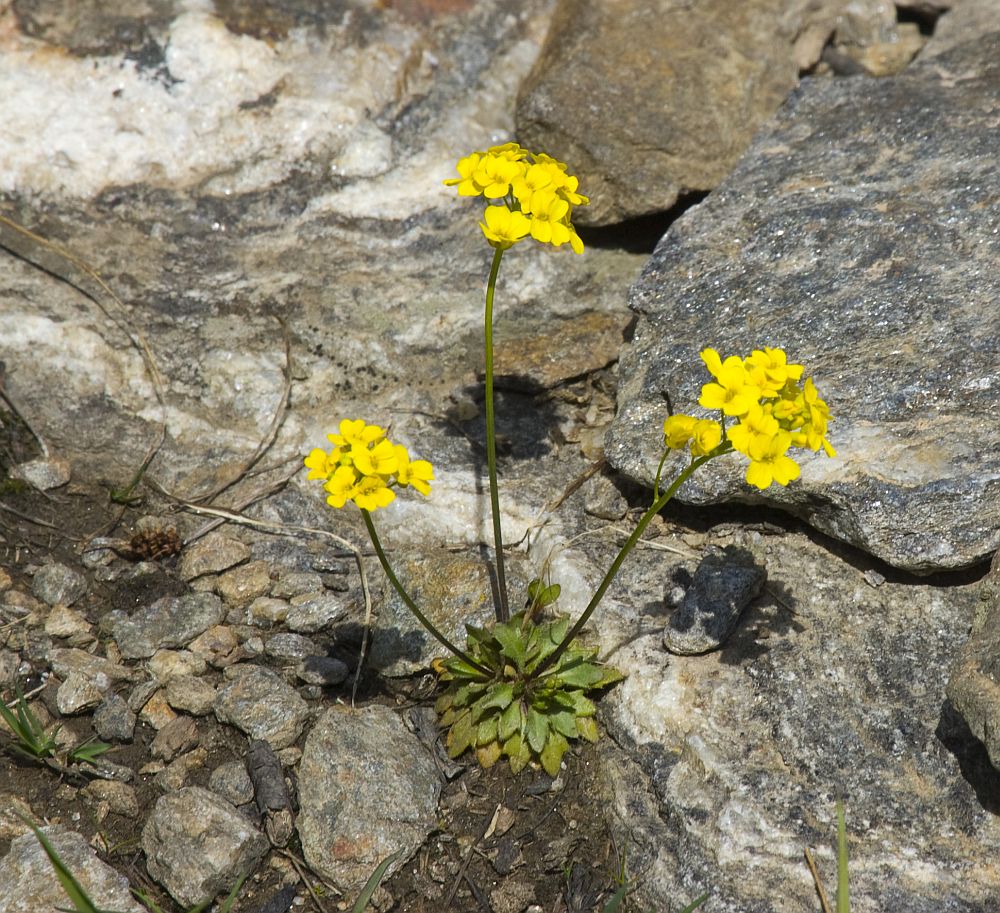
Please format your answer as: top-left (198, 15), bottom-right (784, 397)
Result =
top-left (443, 658), bottom-right (492, 681)
top-left (434, 692), bottom-right (453, 715)
top-left (525, 617), bottom-right (571, 670)
top-left (498, 700), bottom-right (524, 743)
top-left (601, 880), bottom-right (629, 913)
top-left (525, 705), bottom-right (549, 755)
top-left (69, 739), bottom-right (112, 766)
top-left (351, 850), bottom-right (404, 913)
top-left (446, 710), bottom-right (474, 758)
top-left (492, 621), bottom-right (528, 671)
top-left (475, 714), bottom-right (499, 748)
top-left (567, 691), bottom-right (597, 717)
top-left (576, 716), bottom-right (599, 743)
top-left (549, 711), bottom-right (579, 740)
top-left (476, 740), bottom-right (502, 768)
top-left (470, 682), bottom-right (514, 722)
top-left (539, 730), bottom-right (569, 777)
top-left (551, 658), bottom-right (609, 689)
top-left (527, 579), bottom-right (561, 610)
top-left (503, 733), bottom-right (532, 774)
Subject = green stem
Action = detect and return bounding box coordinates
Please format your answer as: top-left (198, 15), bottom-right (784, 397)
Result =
top-left (362, 509), bottom-right (490, 675)
top-left (532, 451), bottom-right (717, 679)
top-left (483, 246), bottom-right (510, 622)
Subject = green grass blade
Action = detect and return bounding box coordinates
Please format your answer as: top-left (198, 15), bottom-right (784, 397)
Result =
top-left (678, 892), bottom-right (710, 913)
top-left (600, 880), bottom-right (629, 913)
top-left (351, 849), bottom-right (404, 913)
top-left (836, 800), bottom-right (850, 913)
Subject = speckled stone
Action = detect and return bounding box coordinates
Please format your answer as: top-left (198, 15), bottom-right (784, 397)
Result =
top-left (606, 6), bottom-right (1000, 574)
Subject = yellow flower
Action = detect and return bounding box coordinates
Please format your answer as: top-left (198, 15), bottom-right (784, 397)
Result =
top-left (689, 419), bottom-right (722, 456)
top-left (664, 414), bottom-right (697, 450)
top-left (324, 465), bottom-right (360, 509)
top-left (511, 163), bottom-right (555, 214)
top-left (480, 205), bottom-right (531, 250)
top-left (744, 347), bottom-right (803, 397)
top-left (352, 476), bottom-right (396, 511)
top-left (394, 445), bottom-right (434, 496)
top-left (353, 439), bottom-right (399, 478)
top-left (443, 152), bottom-right (484, 196)
top-left (727, 403), bottom-right (780, 456)
top-left (745, 433), bottom-right (801, 489)
top-left (527, 191), bottom-right (571, 246)
top-left (304, 448), bottom-right (333, 481)
top-left (698, 348), bottom-right (761, 416)
top-left (328, 419), bottom-right (385, 450)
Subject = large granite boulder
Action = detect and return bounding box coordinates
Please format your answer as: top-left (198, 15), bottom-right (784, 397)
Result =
top-left (606, 0), bottom-right (1000, 574)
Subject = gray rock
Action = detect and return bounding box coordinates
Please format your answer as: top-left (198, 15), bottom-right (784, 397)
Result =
top-left (663, 546), bottom-right (767, 655)
top-left (163, 674), bottom-right (217, 716)
top-left (567, 519), bottom-right (1000, 912)
top-left (55, 671), bottom-right (108, 715)
top-left (81, 780), bottom-right (140, 819)
top-left (11, 457), bottom-right (71, 491)
top-left (141, 787), bottom-right (268, 909)
top-left (946, 549), bottom-right (1000, 771)
top-left (270, 569), bottom-right (325, 600)
top-left (0, 650), bottom-right (21, 685)
top-left (285, 593), bottom-right (346, 633)
top-left (150, 715), bottom-right (200, 762)
top-left (296, 656), bottom-right (349, 687)
top-left (111, 593), bottom-right (226, 659)
top-left (264, 632), bottom-right (324, 662)
top-left (215, 560), bottom-right (274, 609)
top-left (49, 647), bottom-right (135, 683)
top-left (606, 10), bottom-right (1000, 574)
top-left (583, 475), bottom-right (628, 521)
top-left (209, 761), bottom-right (255, 808)
top-left (43, 604), bottom-right (92, 640)
top-left (178, 533), bottom-right (250, 582)
top-left (297, 705), bottom-right (440, 897)
top-left (248, 597), bottom-right (290, 626)
top-left (92, 691), bottom-right (137, 743)
top-left (517, 0), bottom-right (857, 226)
top-left (0, 826), bottom-right (144, 913)
top-left (213, 664), bottom-right (310, 750)
top-left (31, 562), bottom-right (87, 607)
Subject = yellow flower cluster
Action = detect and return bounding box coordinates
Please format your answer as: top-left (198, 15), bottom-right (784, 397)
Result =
top-left (664, 347), bottom-right (835, 490)
top-left (304, 419), bottom-right (433, 512)
top-left (445, 142), bottom-right (588, 253)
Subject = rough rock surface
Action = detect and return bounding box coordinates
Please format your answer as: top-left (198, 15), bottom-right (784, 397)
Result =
top-left (141, 786), bottom-right (269, 908)
top-left (296, 705), bottom-right (441, 896)
top-left (109, 593), bottom-right (227, 659)
top-left (516, 0), bottom-right (917, 226)
top-left (947, 549), bottom-right (1000, 772)
top-left (542, 516), bottom-right (1000, 913)
top-left (213, 664), bottom-right (310, 750)
top-left (0, 826), bottom-right (144, 913)
top-left (606, 2), bottom-right (1000, 573)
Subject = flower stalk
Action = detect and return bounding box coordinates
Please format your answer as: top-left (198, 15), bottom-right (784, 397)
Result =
top-left (361, 509), bottom-right (489, 676)
top-left (483, 246), bottom-right (510, 622)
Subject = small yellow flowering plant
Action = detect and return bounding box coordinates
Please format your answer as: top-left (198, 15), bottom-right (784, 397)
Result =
top-left (305, 143), bottom-right (835, 777)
